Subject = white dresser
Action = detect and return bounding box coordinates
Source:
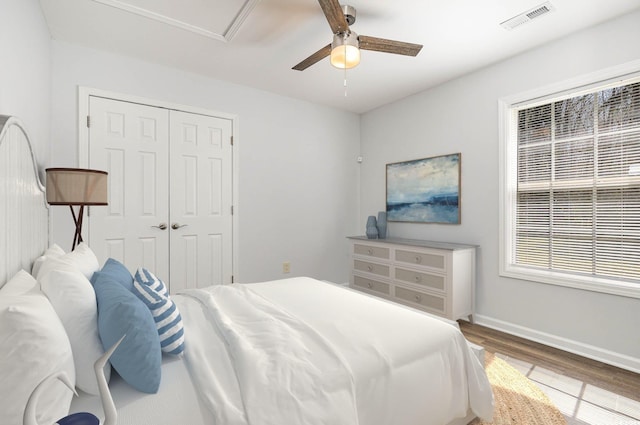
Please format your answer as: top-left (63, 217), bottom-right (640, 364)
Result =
top-left (348, 236), bottom-right (477, 322)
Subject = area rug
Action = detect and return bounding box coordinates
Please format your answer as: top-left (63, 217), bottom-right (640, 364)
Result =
top-left (469, 353), bottom-right (566, 425)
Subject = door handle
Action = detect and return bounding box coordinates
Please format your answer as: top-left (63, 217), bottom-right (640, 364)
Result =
top-left (171, 223), bottom-right (188, 230)
top-left (152, 223), bottom-right (167, 230)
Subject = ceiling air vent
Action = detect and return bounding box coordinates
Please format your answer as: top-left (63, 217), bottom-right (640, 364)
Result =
top-left (500, 1), bottom-right (555, 30)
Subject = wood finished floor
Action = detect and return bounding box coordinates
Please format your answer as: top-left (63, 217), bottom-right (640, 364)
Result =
top-left (459, 321), bottom-right (640, 424)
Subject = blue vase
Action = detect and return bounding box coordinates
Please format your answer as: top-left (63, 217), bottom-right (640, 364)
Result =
top-left (366, 216), bottom-right (378, 239)
top-left (377, 211), bottom-right (387, 239)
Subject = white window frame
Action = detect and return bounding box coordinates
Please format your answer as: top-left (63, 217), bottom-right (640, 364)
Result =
top-left (499, 61), bottom-right (640, 299)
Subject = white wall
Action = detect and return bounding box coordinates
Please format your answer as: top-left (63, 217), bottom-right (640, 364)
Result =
top-left (50, 41), bottom-right (361, 283)
top-left (360, 11), bottom-right (640, 371)
top-left (0, 0), bottom-right (51, 171)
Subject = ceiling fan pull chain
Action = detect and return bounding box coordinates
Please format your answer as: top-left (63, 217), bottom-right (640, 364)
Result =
top-left (344, 74), bottom-right (348, 97)
top-left (344, 45), bottom-right (348, 97)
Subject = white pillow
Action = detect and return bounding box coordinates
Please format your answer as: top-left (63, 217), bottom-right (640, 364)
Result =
top-left (0, 269), bottom-right (39, 296)
top-left (39, 267), bottom-right (110, 395)
top-left (36, 242), bottom-right (99, 281)
top-left (0, 286), bottom-right (76, 425)
top-left (31, 243), bottom-right (65, 277)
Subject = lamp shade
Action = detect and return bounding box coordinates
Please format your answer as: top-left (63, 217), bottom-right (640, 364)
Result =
top-left (46, 168), bottom-right (108, 206)
top-left (330, 31), bottom-right (360, 69)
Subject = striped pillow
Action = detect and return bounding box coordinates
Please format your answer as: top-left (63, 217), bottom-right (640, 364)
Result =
top-left (132, 278), bottom-right (184, 355)
top-left (134, 267), bottom-right (168, 297)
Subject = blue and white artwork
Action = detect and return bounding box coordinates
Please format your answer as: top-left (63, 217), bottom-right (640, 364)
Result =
top-left (386, 153), bottom-right (461, 224)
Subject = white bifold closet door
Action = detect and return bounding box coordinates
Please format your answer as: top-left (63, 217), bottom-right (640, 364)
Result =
top-left (87, 96), bottom-right (233, 292)
top-left (168, 110), bottom-right (232, 291)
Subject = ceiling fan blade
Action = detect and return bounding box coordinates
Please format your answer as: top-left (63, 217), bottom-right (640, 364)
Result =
top-left (359, 35), bottom-right (423, 57)
top-left (317, 0), bottom-right (349, 34)
top-left (292, 44), bottom-right (332, 71)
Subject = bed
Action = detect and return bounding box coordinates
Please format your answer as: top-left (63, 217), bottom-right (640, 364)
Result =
top-left (0, 115), bottom-right (493, 425)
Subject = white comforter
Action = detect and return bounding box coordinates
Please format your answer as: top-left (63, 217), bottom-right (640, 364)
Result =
top-left (175, 277), bottom-right (493, 425)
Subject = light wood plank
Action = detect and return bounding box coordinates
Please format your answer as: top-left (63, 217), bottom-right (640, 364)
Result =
top-left (459, 321), bottom-right (640, 403)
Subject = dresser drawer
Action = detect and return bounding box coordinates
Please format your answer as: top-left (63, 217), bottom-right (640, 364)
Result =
top-left (395, 267), bottom-right (445, 292)
top-left (354, 259), bottom-right (390, 277)
top-left (353, 275), bottom-right (390, 296)
top-left (353, 243), bottom-right (390, 260)
top-left (394, 286), bottom-right (445, 313)
top-left (395, 249), bottom-right (445, 270)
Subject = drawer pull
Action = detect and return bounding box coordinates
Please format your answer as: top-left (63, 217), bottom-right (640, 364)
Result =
top-left (367, 265), bottom-right (373, 272)
top-left (414, 294), bottom-right (422, 302)
top-left (414, 275), bottom-right (422, 283)
top-left (415, 256), bottom-right (422, 263)
top-left (367, 249), bottom-right (373, 255)
top-left (367, 282), bottom-right (373, 289)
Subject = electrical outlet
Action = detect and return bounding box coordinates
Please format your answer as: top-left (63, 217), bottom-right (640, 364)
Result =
top-left (282, 262), bottom-right (291, 274)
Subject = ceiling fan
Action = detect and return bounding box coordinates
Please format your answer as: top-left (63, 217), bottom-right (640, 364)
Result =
top-left (292, 0), bottom-right (423, 71)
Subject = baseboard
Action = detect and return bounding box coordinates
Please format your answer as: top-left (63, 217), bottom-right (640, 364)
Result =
top-left (474, 314), bottom-right (640, 374)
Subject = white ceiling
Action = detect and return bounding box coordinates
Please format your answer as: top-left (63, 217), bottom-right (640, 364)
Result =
top-left (39, 0), bottom-right (640, 114)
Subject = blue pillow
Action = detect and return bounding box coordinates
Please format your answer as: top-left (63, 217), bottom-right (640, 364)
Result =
top-left (92, 258), bottom-right (134, 292)
top-left (133, 274), bottom-right (185, 355)
top-left (92, 272), bottom-right (161, 393)
top-left (134, 267), bottom-right (168, 296)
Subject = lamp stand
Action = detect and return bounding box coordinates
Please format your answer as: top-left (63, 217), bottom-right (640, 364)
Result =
top-left (70, 205), bottom-right (85, 251)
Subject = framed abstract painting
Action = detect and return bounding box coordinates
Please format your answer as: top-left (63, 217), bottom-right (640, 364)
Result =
top-left (386, 153), bottom-right (461, 224)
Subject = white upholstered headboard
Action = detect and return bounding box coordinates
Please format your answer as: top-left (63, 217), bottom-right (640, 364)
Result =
top-left (0, 115), bottom-right (48, 286)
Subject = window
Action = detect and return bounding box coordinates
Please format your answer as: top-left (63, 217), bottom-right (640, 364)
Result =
top-left (500, 74), bottom-right (640, 298)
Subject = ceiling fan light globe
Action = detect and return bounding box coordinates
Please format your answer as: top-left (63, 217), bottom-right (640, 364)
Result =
top-left (330, 45), bottom-right (360, 69)
top-left (330, 31), bottom-right (360, 69)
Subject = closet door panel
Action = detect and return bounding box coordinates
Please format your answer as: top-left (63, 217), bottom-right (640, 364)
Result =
top-left (171, 234), bottom-right (198, 290)
top-left (88, 97), bottom-right (170, 281)
top-left (169, 110), bottom-right (233, 291)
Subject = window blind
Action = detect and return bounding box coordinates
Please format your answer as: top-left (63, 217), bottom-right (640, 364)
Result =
top-left (514, 81), bottom-right (640, 282)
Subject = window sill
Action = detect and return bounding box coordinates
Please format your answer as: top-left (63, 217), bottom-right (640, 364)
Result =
top-left (500, 265), bottom-right (640, 299)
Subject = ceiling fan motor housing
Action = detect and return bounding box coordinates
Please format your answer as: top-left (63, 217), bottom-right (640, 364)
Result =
top-left (341, 4), bottom-right (356, 26)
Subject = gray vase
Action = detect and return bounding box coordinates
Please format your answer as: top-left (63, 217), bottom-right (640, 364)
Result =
top-left (366, 216), bottom-right (378, 239)
top-left (377, 211), bottom-right (387, 239)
